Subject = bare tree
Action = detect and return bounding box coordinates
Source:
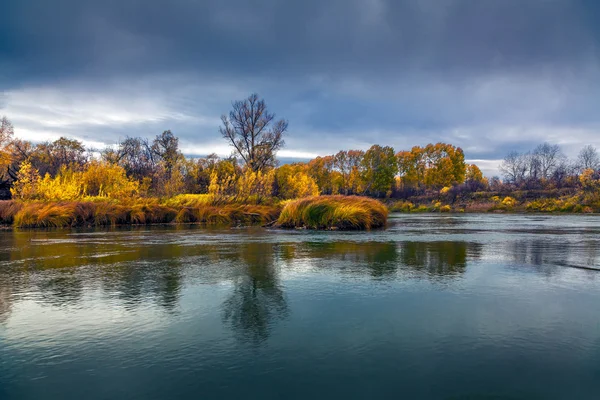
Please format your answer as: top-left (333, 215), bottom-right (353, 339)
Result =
top-left (220, 94), bottom-right (288, 172)
top-left (577, 145), bottom-right (600, 172)
top-left (499, 151), bottom-right (528, 184)
top-left (0, 116), bottom-right (14, 146)
top-left (105, 136), bottom-right (157, 181)
top-left (151, 130), bottom-right (182, 177)
top-left (533, 143), bottom-right (564, 179)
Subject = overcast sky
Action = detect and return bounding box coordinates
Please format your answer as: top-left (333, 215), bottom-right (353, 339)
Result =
top-left (1, 0), bottom-right (599, 175)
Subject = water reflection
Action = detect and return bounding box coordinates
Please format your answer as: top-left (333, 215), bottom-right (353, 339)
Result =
top-left (508, 239), bottom-right (600, 275)
top-left (222, 243), bottom-right (288, 344)
top-left (300, 241), bottom-right (400, 277)
top-left (0, 217), bottom-right (598, 331)
top-left (0, 282), bottom-right (10, 323)
top-left (38, 275), bottom-right (84, 307)
top-left (399, 241), bottom-right (482, 278)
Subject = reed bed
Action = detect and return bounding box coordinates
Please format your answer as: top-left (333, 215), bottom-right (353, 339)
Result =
top-left (277, 195), bottom-right (388, 230)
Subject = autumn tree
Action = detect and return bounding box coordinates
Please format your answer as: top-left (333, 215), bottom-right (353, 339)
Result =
top-left (10, 160), bottom-right (41, 200)
top-left (334, 150), bottom-right (364, 195)
top-left (464, 164), bottom-right (487, 191)
top-left (104, 136), bottom-right (157, 182)
top-left (397, 147), bottom-right (426, 191)
top-left (307, 156), bottom-right (341, 195)
top-left (274, 164), bottom-right (319, 199)
top-left (397, 143), bottom-right (465, 190)
top-left (82, 161), bottom-right (139, 198)
top-left (0, 117), bottom-right (16, 190)
top-left (361, 145), bottom-right (397, 197)
top-left (30, 137), bottom-right (88, 176)
top-left (220, 94), bottom-right (288, 172)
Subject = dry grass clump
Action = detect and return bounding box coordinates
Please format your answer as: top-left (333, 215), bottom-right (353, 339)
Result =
top-left (14, 202), bottom-right (78, 228)
top-left (278, 195), bottom-right (388, 230)
top-left (0, 201), bottom-right (23, 224)
top-left (8, 198), bottom-right (280, 228)
top-left (174, 204), bottom-right (280, 225)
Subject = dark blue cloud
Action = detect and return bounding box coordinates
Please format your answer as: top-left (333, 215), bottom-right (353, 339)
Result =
top-left (1, 0), bottom-right (600, 173)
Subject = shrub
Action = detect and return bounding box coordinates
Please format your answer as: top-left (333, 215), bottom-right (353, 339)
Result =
top-left (502, 196), bottom-right (517, 207)
top-left (389, 201), bottom-right (414, 212)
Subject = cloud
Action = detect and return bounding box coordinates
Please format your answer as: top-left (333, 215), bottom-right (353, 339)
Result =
top-left (1, 0), bottom-right (599, 175)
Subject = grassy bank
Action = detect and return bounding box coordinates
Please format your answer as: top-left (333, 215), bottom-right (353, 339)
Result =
top-left (277, 195), bottom-right (388, 230)
top-left (0, 194), bottom-right (389, 230)
top-left (0, 195), bottom-right (282, 228)
top-left (388, 190), bottom-right (600, 214)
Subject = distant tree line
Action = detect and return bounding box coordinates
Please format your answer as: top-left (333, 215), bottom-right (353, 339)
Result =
top-left (498, 143), bottom-right (600, 190)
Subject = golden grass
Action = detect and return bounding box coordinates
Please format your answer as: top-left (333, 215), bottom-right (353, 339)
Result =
top-left (0, 201), bottom-right (23, 224)
top-left (277, 195), bottom-right (388, 230)
top-left (7, 198), bottom-right (281, 228)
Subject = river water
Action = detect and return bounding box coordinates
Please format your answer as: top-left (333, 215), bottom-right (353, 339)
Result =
top-left (1, 214), bottom-right (599, 399)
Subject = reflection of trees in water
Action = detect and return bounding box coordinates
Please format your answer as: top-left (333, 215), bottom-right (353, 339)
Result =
top-left (0, 282), bottom-right (10, 323)
top-left (3, 230), bottom-right (184, 312)
top-left (38, 275), bottom-right (84, 307)
top-left (301, 241), bottom-right (399, 278)
top-left (399, 241), bottom-right (482, 278)
top-left (152, 260), bottom-right (183, 311)
top-left (509, 239), bottom-right (600, 275)
top-left (222, 242), bottom-right (288, 345)
top-left (296, 241), bottom-right (481, 279)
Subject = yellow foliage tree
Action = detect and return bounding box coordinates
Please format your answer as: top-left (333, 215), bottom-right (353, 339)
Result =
top-left (37, 166), bottom-right (83, 201)
top-left (10, 160), bottom-right (41, 200)
top-left (208, 170), bottom-right (237, 202)
top-left (275, 164), bottom-right (319, 199)
top-left (82, 161), bottom-right (139, 199)
top-left (397, 143), bottom-right (466, 189)
top-left (236, 169), bottom-right (274, 203)
top-left (580, 168), bottom-right (600, 192)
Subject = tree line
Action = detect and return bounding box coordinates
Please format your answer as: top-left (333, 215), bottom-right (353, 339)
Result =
top-left (0, 94), bottom-right (598, 203)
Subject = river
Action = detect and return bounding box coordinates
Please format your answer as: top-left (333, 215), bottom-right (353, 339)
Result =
top-left (1, 214), bottom-right (599, 399)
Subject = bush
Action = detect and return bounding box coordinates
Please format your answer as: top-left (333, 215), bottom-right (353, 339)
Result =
top-left (389, 201), bottom-right (414, 212)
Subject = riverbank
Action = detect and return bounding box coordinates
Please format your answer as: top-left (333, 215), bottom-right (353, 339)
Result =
top-left (0, 196), bottom-right (281, 228)
top-left (0, 195), bottom-right (390, 230)
top-left (388, 189), bottom-right (600, 214)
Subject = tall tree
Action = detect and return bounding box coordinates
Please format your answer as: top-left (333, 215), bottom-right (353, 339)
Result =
top-left (104, 136), bottom-right (156, 181)
top-left (361, 145), bottom-right (397, 197)
top-left (532, 143), bottom-right (564, 179)
top-left (30, 137), bottom-right (87, 176)
top-left (500, 151), bottom-right (528, 184)
top-left (577, 145), bottom-right (600, 172)
top-left (220, 94), bottom-right (288, 172)
top-left (152, 130), bottom-right (182, 177)
top-left (0, 116), bottom-right (14, 146)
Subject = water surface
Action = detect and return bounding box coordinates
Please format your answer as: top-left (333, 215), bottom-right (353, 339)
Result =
top-left (1, 214), bottom-right (599, 399)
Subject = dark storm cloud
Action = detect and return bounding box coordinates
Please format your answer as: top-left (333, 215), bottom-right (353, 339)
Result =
top-left (1, 0), bottom-right (600, 174)
top-left (2, 0), bottom-right (598, 85)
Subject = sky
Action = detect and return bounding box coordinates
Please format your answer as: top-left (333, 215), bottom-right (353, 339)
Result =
top-left (1, 0), bottom-right (599, 176)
